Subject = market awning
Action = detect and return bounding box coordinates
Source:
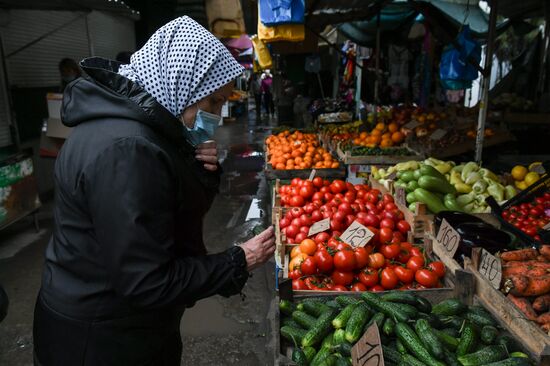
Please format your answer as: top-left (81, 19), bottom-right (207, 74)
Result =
top-left (0, 0), bottom-right (139, 19)
top-left (488, 0), bottom-right (546, 20)
top-left (306, 0), bottom-right (391, 28)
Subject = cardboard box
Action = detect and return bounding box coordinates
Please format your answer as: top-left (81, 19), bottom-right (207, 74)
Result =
top-left (46, 93), bottom-right (63, 119)
top-left (46, 118), bottom-right (71, 139)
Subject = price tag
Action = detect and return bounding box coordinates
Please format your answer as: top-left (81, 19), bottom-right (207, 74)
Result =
top-left (340, 220), bottom-right (374, 248)
top-left (386, 171), bottom-right (397, 180)
top-left (394, 187), bottom-right (406, 206)
top-left (434, 219), bottom-right (460, 259)
top-left (308, 169), bottom-right (317, 181)
top-left (308, 218), bottom-right (330, 237)
top-left (429, 129), bottom-right (448, 141)
top-left (404, 120), bottom-right (419, 129)
top-left (543, 222), bottom-right (550, 231)
top-left (478, 249), bottom-right (502, 289)
top-left (351, 323), bottom-right (385, 366)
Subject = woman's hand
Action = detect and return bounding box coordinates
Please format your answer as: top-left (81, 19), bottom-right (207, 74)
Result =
top-left (195, 140), bottom-right (218, 171)
top-left (239, 226), bottom-right (276, 271)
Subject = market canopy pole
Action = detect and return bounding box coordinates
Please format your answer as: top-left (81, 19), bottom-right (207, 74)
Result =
top-left (474, 0), bottom-right (498, 163)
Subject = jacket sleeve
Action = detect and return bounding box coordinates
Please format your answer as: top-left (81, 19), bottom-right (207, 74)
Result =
top-left (85, 137), bottom-right (248, 309)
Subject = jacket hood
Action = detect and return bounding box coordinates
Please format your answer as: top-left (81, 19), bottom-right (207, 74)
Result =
top-left (62, 57), bottom-right (192, 152)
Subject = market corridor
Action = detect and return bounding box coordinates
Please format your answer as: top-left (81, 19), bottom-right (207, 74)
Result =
top-left (0, 105), bottom-right (278, 366)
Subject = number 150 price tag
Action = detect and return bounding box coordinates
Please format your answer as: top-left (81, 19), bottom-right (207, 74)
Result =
top-left (434, 219), bottom-right (460, 259)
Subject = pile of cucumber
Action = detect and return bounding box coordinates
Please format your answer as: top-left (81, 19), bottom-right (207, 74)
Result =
top-left (279, 292), bottom-right (535, 366)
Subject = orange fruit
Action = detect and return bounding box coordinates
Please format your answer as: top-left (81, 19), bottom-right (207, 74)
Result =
top-left (289, 253), bottom-right (309, 271)
top-left (299, 239), bottom-right (317, 255)
top-left (375, 122), bottom-right (386, 131)
top-left (371, 129), bottom-right (382, 137)
top-left (391, 131), bottom-right (404, 143)
top-left (290, 245), bottom-right (302, 258)
top-left (388, 122), bottom-right (398, 133)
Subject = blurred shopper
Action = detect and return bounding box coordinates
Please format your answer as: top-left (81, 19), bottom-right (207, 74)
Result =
top-left (34, 17), bottom-right (275, 366)
top-left (261, 70), bottom-right (274, 117)
top-left (58, 58), bottom-right (82, 92)
top-left (249, 73), bottom-right (262, 119)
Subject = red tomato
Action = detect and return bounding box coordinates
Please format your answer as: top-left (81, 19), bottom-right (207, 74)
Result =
top-left (305, 277), bottom-right (327, 291)
top-left (344, 191), bottom-right (356, 203)
top-left (396, 247), bottom-right (411, 264)
top-left (369, 285), bottom-right (384, 292)
top-left (380, 218), bottom-right (395, 230)
top-left (379, 228), bottom-right (393, 244)
top-left (300, 257), bottom-right (317, 275)
top-left (384, 202), bottom-right (398, 212)
top-left (330, 180), bottom-right (346, 194)
top-left (428, 261), bottom-right (446, 278)
top-left (294, 232), bottom-right (307, 243)
top-left (354, 246), bottom-right (370, 269)
top-left (330, 219), bottom-right (343, 232)
top-left (406, 255), bottom-right (425, 272)
top-left (359, 269), bottom-right (379, 287)
top-left (314, 250), bottom-right (334, 273)
top-left (364, 213), bottom-right (380, 227)
top-left (292, 278), bottom-right (308, 290)
top-left (289, 269), bottom-right (302, 280)
top-left (332, 231), bottom-right (342, 238)
top-left (351, 282), bottom-right (367, 292)
top-left (345, 214), bottom-right (356, 228)
top-left (380, 243), bottom-right (401, 259)
top-left (368, 253), bottom-right (385, 269)
top-left (394, 266), bottom-right (414, 284)
top-left (365, 191), bottom-right (379, 204)
top-left (327, 237), bottom-right (339, 249)
top-left (299, 214), bottom-right (312, 227)
top-left (382, 193), bottom-right (394, 204)
top-left (380, 267), bottom-right (399, 290)
top-left (415, 269), bottom-right (439, 288)
top-left (338, 202), bottom-right (353, 216)
top-left (336, 242), bottom-right (351, 251)
top-left (333, 210), bottom-right (346, 222)
top-left (299, 185), bottom-right (314, 199)
top-left (279, 217), bottom-right (290, 229)
top-left (332, 285), bottom-right (348, 291)
top-left (299, 226), bottom-right (309, 234)
top-left (323, 192), bottom-right (334, 202)
top-left (291, 178), bottom-right (301, 187)
top-left (365, 202), bottom-right (378, 213)
top-left (290, 207), bottom-right (304, 218)
top-left (303, 203), bottom-right (316, 214)
top-left (286, 225), bottom-right (299, 239)
top-left (396, 220), bottom-right (411, 234)
top-left (334, 250), bottom-right (357, 271)
top-left (410, 247), bottom-right (423, 257)
top-left (312, 176), bottom-right (324, 188)
top-left (332, 270), bottom-right (354, 286)
top-left (314, 232), bottom-right (330, 244)
top-left (311, 210), bottom-right (323, 222)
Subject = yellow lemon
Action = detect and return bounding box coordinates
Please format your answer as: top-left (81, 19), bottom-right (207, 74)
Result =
top-left (524, 171), bottom-right (540, 186)
top-left (511, 165), bottom-right (528, 181)
top-left (515, 180), bottom-right (528, 190)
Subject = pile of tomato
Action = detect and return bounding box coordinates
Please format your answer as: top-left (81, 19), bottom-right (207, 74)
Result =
top-left (278, 178), bottom-right (446, 291)
top-left (501, 192), bottom-right (550, 241)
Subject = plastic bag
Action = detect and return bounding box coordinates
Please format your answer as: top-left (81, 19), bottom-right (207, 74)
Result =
top-left (258, 21), bottom-right (305, 43)
top-left (259, 0), bottom-right (305, 26)
top-left (440, 25), bottom-right (481, 90)
top-left (251, 35), bottom-right (273, 69)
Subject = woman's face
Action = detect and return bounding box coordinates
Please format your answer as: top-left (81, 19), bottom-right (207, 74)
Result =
top-left (180, 81), bottom-right (234, 128)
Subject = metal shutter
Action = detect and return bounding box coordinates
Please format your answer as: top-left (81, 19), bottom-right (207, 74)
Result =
top-left (0, 58), bottom-right (11, 148)
top-left (88, 11), bottom-right (136, 60)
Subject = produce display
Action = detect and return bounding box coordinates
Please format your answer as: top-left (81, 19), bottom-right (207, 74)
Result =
top-left (500, 247), bottom-right (550, 335)
top-left (279, 294), bottom-right (535, 366)
top-left (318, 121), bottom-right (363, 144)
top-left (348, 146), bottom-right (415, 157)
top-left (266, 131), bottom-right (340, 170)
top-left (373, 158), bottom-right (517, 214)
top-left (499, 192), bottom-right (550, 243)
top-left (511, 163), bottom-right (545, 191)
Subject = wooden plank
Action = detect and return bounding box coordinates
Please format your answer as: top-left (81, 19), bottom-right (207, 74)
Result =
top-left (265, 164), bottom-right (347, 180)
top-left (336, 142), bottom-right (424, 165)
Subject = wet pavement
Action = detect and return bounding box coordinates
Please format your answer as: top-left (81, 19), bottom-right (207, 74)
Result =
top-left (0, 101), bottom-right (279, 365)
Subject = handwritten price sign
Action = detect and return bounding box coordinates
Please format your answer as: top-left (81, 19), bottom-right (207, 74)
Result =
top-left (351, 323), bottom-right (385, 366)
top-left (308, 218), bottom-right (330, 237)
top-left (434, 219), bottom-right (460, 259)
top-left (478, 249), bottom-right (502, 289)
top-left (340, 221), bottom-right (374, 248)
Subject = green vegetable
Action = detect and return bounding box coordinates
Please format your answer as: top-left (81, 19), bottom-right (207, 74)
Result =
top-left (442, 348), bottom-right (461, 366)
top-left (483, 358), bottom-right (532, 366)
top-left (509, 352), bottom-right (529, 358)
top-left (401, 354), bottom-right (428, 366)
top-left (407, 191), bottom-right (418, 204)
top-left (432, 328), bottom-right (459, 351)
top-left (335, 355), bottom-right (352, 366)
top-left (333, 303), bottom-right (359, 329)
top-left (310, 348), bottom-right (332, 366)
top-left (414, 188), bottom-right (447, 213)
top-left (361, 292), bottom-right (411, 323)
top-left (504, 185), bottom-right (516, 200)
top-left (282, 318), bottom-right (302, 328)
top-left (435, 162), bottom-right (453, 174)
top-left (456, 321), bottom-right (478, 357)
top-left (395, 322), bottom-right (445, 366)
top-left (461, 162), bottom-right (479, 182)
top-left (396, 338), bottom-right (407, 354)
top-left (409, 202), bottom-right (418, 213)
top-left (457, 192), bottom-right (476, 206)
top-left (457, 345), bottom-right (509, 365)
top-left (455, 182), bottom-right (473, 194)
top-left (382, 345), bottom-right (403, 363)
top-left (395, 303), bottom-right (420, 319)
top-left (395, 180), bottom-right (407, 189)
top-left (366, 312), bottom-right (386, 330)
top-left (439, 315), bottom-right (465, 330)
top-left (472, 180), bottom-right (488, 194)
top-left (496, 335), bottom-right (519, 353)
top-left (418, 175), bottom-right (456, 194)
top-left (441, 327), bottom-right (460, 338)
top-left (383, 318), bottom-right (396, 336)
top-left (333, 328), bottom-right (346, 345)
top-left (345, 303), bottom-right (371, 343)
top-left (444, 193), bottom-right (464, 212)
top-left (466, 171), bottom-right (482, 185)
top-left (415, 318), bottom-right (445, 360)
top-left (481, 325), bottom-right (499, 344)
top-left (407, 180), bottom-right (420, 193)
top-left (321, 333), bottom-right (334, 350)
top-left (292, 311), bottom-right (317, 329)
top-left (416, 296), bottom-right (432, 313)
top-left (335, 296), bottom-right (360, 307)
top-left (420, 164), bottom-right (447, 180)
top-left (417, 312), bottom-right (443, 329)
top-left (413, 169), bottom-right (422, 180)
top-left (316, 354), bottom-right (337, 366)
top-left (400, 171), bottom-right (416, 183)
top-left (281, 326), bottom-right (308, 344)
top-left (331, 341), bottom-right (353, 357)
top-left (280, 299), bottom-right (295, 316)
top-left (432, 298), bottom-right (467, 316)
top-left (292, 347), bottom-right (309, 366)
top-left (465, 308), bottom-right (497, 328)
top-left (326, 300), bottom-right (341, 310)
top-left (380, 291), bottom-right (419, 306)
top-left (487, 183), bottom-right (505, 202)
top-left (299, 300), bottom-right (331, 317)
top-left (302, 308), bottom-right (338, 347)
top-left (303, 347), bottom-right (316, 363)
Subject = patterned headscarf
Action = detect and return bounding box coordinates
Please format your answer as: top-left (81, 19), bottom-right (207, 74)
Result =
top-left (119, 16), bottom-right (244, 117)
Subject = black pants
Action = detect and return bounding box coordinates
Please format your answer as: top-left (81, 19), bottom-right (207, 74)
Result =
top-left (263, 92), bottom-right (274, 115)
top-left (33, 296), bottom-right (183, 366)
top-left (254, 93), bottom-right (261, 115)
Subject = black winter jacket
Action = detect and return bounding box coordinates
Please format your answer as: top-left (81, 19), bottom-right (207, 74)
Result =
top-left (39, 57), bottom-right (248, 322)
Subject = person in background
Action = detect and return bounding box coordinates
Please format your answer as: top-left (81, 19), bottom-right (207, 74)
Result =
top-left (261, 70), bottom-right (274, 117)
top-left (58, 58), bottom-right (82, 92)
top-left (249, 73), bottom-right (262, 120)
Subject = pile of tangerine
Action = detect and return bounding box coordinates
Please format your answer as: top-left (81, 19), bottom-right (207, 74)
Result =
top-left (350, 122), bottom-right (405, 148)
top-left (266, 131), bottom-right (340, 170)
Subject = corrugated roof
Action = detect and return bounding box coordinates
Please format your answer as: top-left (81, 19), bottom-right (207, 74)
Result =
top-left (0, 0), bottom-right (140, 19)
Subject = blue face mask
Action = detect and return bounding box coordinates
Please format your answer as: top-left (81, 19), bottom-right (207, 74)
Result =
top-left (184, 109), bottom-right (222, 146)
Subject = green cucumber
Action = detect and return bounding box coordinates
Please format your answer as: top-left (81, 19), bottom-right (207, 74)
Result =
top-left (395, 303), bottom-right (420, 319)
top-left (302, 308), bottom-right (338, 347)
top-left (416, 296), bottom-right (432, 313)
top-left (457, 345), bottom-right (509, 365)
top-left (331, 341), bottom-right (353, 357)
top-left (303, 346), bottom-right (316, 363)
top-left (321, 333), bottom-right (334, 350)
top-left (432, 298), bottom-right (467, 316)
top-left (441, 327), bottom-right (460, 338)
top-left (345, 303), bottom-right (371, 343)
top-left (414, 188), bottom-right (447, 214)
top-left (439, 315), bottom-right (465, 330)
top-left (293, 310), bottom-right (317, 329)
top-left (496, 335), bottom-right (519, 353)
top-left (366, 312), bottom-right (385, 330)
top-left (281, 326), bottom-right (308, 344)
top-left (380, 291), bottom-right (419, 306)
top-left (361, 292), bottom-right (411, 323)
top-left (415, 318), bottom-right (445, 360)
top-left (417, 312), bottom-right (443, 329)
top-left (442, 347), bottom-right (461, 366)
top-left (310, 348), bottom-right (331, 366)
top-left (484, 359), bottom-right (532, 366)
top-left (396, 338), bottom-right (407, 354)
top-left (409, 202), bottom-right (418, 213)
top-left (509, 352), bottom-right (529, 358)
top-left (465, 308), bottom-right (497, 328)
top-left (326, 300), bottom-right (341, 310)
top-left (292, 347), bottom-right (309, 366)
top-left (400, 171), bottom-right (416, 183)
top-left (420, 164), bottom-right (447, 180)
top-left (402, 353), bottom-right (429, 366)
top-left (481, 325), bottom-right (499, 344)
top-left (333, 303), bottom-right (359, 329)
top-left (316, 355), bottom-right (337, 366)
top-left (282, 318), bottom-right (302, 329)
top-left (418, 175), bottom-right (456, 194)
top-left (280, 299), bottom-right (295, 316)
top-left (383, 318), bottom-right (395, 336)
top-left (382, 345), bottom-right (403, 364)
top-left (406, 191), bottom-right (418, 204)
top-left (444, 193), bottom-right (464, 212)
top-left (333, 329), bottom-right (346, 345)
top-left (413, 169), bottom-right (422, 180)
top-left (456, 321), bottom-right (478, 357)
top-left (334, 355), bottom-right (352, 366)
top-left (395, 322), bottom-right (446, 366)
top-left (335, 296), bottom-right (360, 307)
top-left (432, 328), bottom-right (459, 351)
top-left (299, 300), bottom-right (331, 317)
top-left (407, 180), bottom-right (420, 193)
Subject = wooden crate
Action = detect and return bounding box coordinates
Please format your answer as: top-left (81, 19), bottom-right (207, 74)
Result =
top-left (336, 143), bottom-right (424, 165)
top-left (265, 163), bottom-right (347, 181)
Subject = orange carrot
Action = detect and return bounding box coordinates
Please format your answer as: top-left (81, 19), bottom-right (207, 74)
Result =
top-left (541, 323), bottom-right (550, 333)
top-left (537, 255), bottom-right (549, 263)
top-left (507, 294), bottom-right (538, 320)
top-left (504, 260), bottom-right (550, 268)
top-left (540, 245), bottom-right (550, 261)
top-left (509, 275), bottom-right (550, 297)
top-left (500, 248), bottom-right (538, 262)
top-left (503, 265), bottom-right (550, 278)
top-left (533, 294), bottom-right (550, 313)
top-left (536, 312), bottom-right (550, 324)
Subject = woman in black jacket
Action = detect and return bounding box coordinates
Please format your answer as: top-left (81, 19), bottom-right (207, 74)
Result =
top-left (33, 17), bottom-right (275, 366)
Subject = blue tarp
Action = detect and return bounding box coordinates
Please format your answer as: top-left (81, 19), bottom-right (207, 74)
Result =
top-left (259, 0), bottom-right (305, 26)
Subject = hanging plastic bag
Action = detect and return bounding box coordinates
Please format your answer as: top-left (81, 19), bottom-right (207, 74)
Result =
top-left (440, 25), bottom-right (481, 90)
top-left (259, 0), bottom-right (305, 26)
top-left (258, 21), bottom-right (305, 42)
top-left (251, 35), bottom-right (273, 69)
